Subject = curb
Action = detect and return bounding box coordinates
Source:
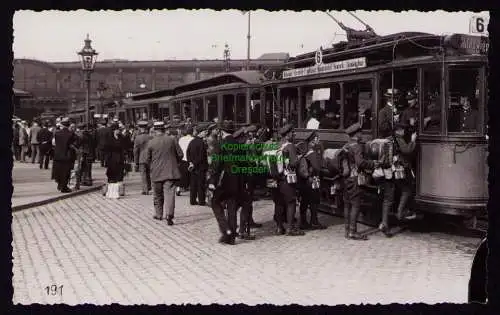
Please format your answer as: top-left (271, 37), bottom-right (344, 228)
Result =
top-left (12, 184), bottom-right (106, 212)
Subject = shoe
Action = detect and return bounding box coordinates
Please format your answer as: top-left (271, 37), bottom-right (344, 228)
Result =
top-left (198, 202), bottom-right (207, 206)
top-left (378, 223), bottom-right (393, 238)
top-left (153, 216), bottom-right (162, 221)
top-left (167, 218), bottom-right (174, 226)
top-left (60, 187), bottom-right (72, 193)
top-left (286, 229), bottom-right (305, 236)
top-left (310, 223), bottom-right (327, 230)
top-left (299, 223), bottom-right (312, 230)
top-left (347, 232), bottom-right (368, 241)
top-left (249, 222), bottom-right (262, 228)
top-left (239, 233), bottom-right (256, 240)
top-left (141, 192), bottom-right (149, 195)
top-left (275, 226), bottom-right (286, 235)
top-left (190, 201), bottom-right (198, 206)
top-left (219, 233), bottom-right (235, 245)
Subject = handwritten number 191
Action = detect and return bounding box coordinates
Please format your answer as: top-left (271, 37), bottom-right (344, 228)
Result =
top-left (45, 285), bottom-right (63, 296)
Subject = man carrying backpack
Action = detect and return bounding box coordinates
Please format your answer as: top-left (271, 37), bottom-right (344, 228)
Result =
top-left (276, 124), bottom-right (303, 236)
top-left (298, 131), bottom-right (326, 230)
top-left (342, 122), bottom-right (378, 240)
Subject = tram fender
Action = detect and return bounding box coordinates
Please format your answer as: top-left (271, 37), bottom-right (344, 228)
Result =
top-left (468, 237), bottom-right (488, 303)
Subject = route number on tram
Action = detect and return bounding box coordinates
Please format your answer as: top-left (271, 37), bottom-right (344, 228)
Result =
top-left (45, 284), bottom-right (63, 296)
top-left (469, 16), bottom-right (489, 35)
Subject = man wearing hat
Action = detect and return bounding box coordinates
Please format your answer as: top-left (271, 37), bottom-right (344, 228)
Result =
top-left (147, 121), bottom-right (183, 225)
top-left (53, 117), bottom-right (77, 193)
top-left (341, 122), bottom-right (379, 240)
top-left (378, 88), bottom-right (400, 138)
top-left (37, 121), bottom-right (53, 170)
top-left (186, 125), bottom-right (208, 206)
top-left (207, 123), bottom-right (243, 244)
top-left (134, 120), bottom-right (152, 195)
top-left (393, 122), bottom-right (418, 221)
top-left (274, 123), bottom-right (304, 236)
top-left (96, 119), bottom-right (111, 167)
top-left (298, 131), bottom-right (326, 230)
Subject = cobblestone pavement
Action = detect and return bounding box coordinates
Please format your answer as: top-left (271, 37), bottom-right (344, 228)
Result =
top-left (12, 162), bottom-right (108, 209)
top-left (11, 179), bottom-right (481, 305)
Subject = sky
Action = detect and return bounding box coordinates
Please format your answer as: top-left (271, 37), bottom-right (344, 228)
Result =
top-left (13, 10), bottom-right (490, 62)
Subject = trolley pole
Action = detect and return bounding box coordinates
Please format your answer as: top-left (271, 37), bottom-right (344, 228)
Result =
top-left (246, 11), bottom-right (251, 71)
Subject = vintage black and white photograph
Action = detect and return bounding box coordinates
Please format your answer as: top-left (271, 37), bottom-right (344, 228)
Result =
top-left (11, 9), bottom-right (490, 305)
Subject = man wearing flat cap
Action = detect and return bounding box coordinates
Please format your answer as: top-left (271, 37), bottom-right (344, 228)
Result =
top-left (134, 121), bottom-right (153, 195)
top-left (341, 122), bottom-right (378, 240)
top-left (298, 131), bottom-right (326, 230)
top-left (274, 123), bottom-right (304, 236)
top-left (186, 125), bottom-right (209, 206)
top-left (147, 121), bottom-right (183, 225)
top-left (53, 117), bottom-right (78, 193)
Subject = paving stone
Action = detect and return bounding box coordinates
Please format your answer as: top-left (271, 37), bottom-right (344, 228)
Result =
top-left (11, 177), bottom-right (480, 305)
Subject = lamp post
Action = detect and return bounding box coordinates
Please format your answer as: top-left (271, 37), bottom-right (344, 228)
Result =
top-left (77, 34), bottom-right (98, 126)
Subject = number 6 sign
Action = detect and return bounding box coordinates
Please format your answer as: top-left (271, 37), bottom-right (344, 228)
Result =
top-left (469, 16), bottom-right (489, 35)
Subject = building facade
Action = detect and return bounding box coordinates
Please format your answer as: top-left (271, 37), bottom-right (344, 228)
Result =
top-left (13, 53), bottom-right (288, 121)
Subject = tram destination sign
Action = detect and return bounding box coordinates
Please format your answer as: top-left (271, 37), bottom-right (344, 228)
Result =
top-left (444, 34), bottom-right (489, 55)
top-left (282, 57), bottom-right (367, 79)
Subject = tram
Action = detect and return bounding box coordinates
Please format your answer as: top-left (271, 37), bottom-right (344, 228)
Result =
top-left (262, 32), bottom-right (489, 224)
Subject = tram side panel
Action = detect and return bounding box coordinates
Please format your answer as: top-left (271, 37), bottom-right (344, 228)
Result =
top-left (415, 140), bottom-right (488, 217)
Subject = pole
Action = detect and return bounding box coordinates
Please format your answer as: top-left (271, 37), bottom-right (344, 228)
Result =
top-left (85, 71), bottom-right (91, 126)
top-left (246, 11), bottom-right (251, 71)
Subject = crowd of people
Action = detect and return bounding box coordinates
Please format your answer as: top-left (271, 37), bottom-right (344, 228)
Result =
top-left (12, 87), bottom-right (423, 245)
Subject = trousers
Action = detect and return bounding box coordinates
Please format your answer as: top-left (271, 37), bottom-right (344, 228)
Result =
top-left (140, 164), bottom-right (152, 193)
top-left (153, 180), bottom-right (177, 219)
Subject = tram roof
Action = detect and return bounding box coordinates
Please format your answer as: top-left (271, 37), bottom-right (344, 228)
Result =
top-left (172, 82), bottom-right (252, 100)
top-left (172, 70), bottom-right (264, 95)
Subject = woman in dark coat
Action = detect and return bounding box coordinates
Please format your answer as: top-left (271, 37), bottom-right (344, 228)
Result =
top-left (105, 124), bottom-right (127, 183)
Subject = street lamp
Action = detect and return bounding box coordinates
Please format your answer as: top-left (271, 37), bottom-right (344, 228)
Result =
top-left (77, 34), bottom-right (98, 126)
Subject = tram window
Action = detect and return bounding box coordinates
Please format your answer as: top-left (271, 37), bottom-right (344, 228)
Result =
top-left (192, 98), bottom-right (203, 122)
top-left (343, 80), bottom-right (373, 130)
top-left (235, 94), bottom-right (246, 123)
top-left (173, 102), bottom-right (181, 117)
top-left (181, 102), bottom-right (190, 120)
top-left (422, 68), bottom-right (442, 134)
top-left (250, 91), bottom-right (261, 124)
top-left (223, 94), bottom-right (236, 122)
top-left (447, 67), bottom-right (480, 133)
top-left (151, 103), bottom-right (159, 120)
top-left (206, 96), bottom-right (218, 122)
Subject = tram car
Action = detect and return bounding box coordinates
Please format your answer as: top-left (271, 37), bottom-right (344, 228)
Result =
top-left (261, 32), bottom-right (488, 226)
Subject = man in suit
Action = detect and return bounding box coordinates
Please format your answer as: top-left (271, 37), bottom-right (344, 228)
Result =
top-left (53, 118), bottom-right (77, 193)
top-left (134, 120), bottom-right (153, 195)
top-left (186, 125), bottom-right (208, 206)
top-left (96, 119), bottom-right (111, 167)
top-left (208, 124), bottom-right (243, 245)
top-left (37, 121), bottom-right (53, 169)
top-left (147, 121), bottom-right (183, 225)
